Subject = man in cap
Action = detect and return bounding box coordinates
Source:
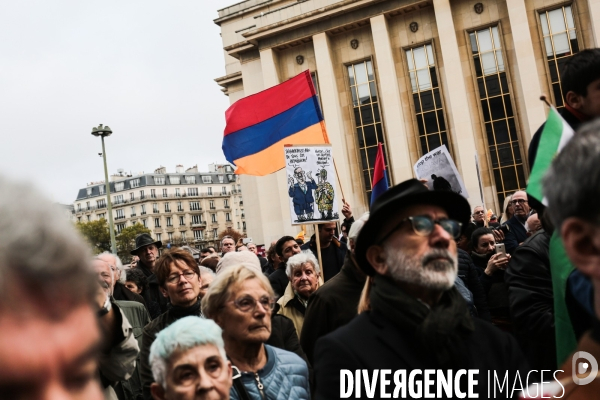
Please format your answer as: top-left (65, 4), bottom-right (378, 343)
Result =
top-left (313, 179), bottom-right (527, 399)
top-left (131, 233), bottom-right (168, 318)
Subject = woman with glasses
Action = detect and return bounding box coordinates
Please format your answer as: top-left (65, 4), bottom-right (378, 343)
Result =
top-left (202, 265), bottom-right (310, 400)
top-left (139, 248), bottom-right (205, 399)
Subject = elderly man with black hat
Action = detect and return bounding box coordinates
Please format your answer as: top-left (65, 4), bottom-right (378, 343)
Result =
top-left (131, 233), bottom-right (168, 319)
top-left (313, 179), bottom-right (528, 399)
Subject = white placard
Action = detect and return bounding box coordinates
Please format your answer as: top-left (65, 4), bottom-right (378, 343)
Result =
top-left (413, 145), bottom-right (469, 198)
top-left (285, 144), bottom-right (339, 225)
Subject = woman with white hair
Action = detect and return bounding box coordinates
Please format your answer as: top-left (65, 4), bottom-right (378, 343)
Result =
top-left (202, 265), bottom-right (309, 399)
top-left (277, 250), bottom-right (323, 339)
top-left (149, 316), bottom-right (232, 400)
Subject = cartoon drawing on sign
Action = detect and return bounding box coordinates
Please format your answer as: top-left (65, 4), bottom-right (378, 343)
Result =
top-left (285, 145), bottom-right (340, 225)
top-left (413, 145), bottom-right (469, 198)
top-left (316, 169), bottom-right (334, 220)
top-left (288, 167), bottom-right (318, 222)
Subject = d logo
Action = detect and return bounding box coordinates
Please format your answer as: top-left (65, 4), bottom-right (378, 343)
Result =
top-left (572, 351), bottom-right (598, 385)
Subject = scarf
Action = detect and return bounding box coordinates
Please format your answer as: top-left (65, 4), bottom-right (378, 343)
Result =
top-left (370, 274), bottom-right (474, 369)
top-left (170, 299), bottom-right (203, 319)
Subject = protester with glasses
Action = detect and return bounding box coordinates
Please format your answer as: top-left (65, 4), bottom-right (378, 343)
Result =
top-left (202, 265), bottom-right (310, 400)
top-left (140, 248), bottom-right (204, 399)
top-left (313, 179), bottom-right (527, 398)
top-left (502, 190), bottom-right (531, 255)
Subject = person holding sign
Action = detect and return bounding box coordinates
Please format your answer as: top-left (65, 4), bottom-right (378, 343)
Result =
top-left (288, 167), bottom-right (318, 222)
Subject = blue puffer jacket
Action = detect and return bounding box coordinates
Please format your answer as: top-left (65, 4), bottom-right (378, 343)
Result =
top-left (230, 344), bottom-right (310, 400)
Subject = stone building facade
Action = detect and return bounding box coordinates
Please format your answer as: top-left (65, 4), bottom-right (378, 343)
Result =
top-left (73, 164), bottom-right (245, 249)
top-left (215, 0), bottom-right (600, 245)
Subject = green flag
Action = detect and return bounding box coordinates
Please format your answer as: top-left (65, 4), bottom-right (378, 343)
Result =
top-left (526, 106), bottom-right (574, 204)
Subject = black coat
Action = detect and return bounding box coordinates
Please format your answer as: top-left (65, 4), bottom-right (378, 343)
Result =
top-left (112, 281), bottom-right (146, 305)
top-left (314, 309), bottom-right (529, 399)
top-left (457, 249), bottom-right (491, 321)
top-left (268, 306), bottom-right (309, 366)
top-left (268, 266), bottom-right (289, 298)
top-left (504, 215), bottom-right (528, 255)
top-left (504, 229), bottom-right (556, 371)
top-left (301, 234), bottom-right (347, 281)
top-left (300, 254), bottom-right (366, 365)
top-left (137, 263), bottom-right (169, 318)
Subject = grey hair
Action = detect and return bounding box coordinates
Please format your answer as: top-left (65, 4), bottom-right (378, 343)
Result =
top-left (543, 119), bottom-right (600, 228)
top-left (100, 251), bottom-right (126, 284)
top-left (348, 212), bottom-right (370, 242)
top-left (199, 265), bottom-right (216, 278)
top-left (285, 250), bottom-right (321, 279)
top-left (0, 175), bottom-right (96, 310)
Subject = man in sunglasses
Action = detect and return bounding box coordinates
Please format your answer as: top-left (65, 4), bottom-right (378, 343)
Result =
top-left (313, 179), bottom-right (527, 399)
top-left (503, 190), bottom-right (530, 255)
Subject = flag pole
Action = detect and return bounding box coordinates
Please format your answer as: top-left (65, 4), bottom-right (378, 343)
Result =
top-left (540, 94), bottom-right (552, 108)
top-left (314, 223), bottom-right (323, 274)
top-left (333, 158), bottom-right (346, 201)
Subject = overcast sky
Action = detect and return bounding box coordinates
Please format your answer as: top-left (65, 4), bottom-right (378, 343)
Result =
top-left (0, 0), bottom-right (237, 203)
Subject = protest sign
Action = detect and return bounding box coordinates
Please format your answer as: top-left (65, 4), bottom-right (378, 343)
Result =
top-left (413, 145), bottom-right (469, 198)
top-left (285, 144), bottom-right (339, 225)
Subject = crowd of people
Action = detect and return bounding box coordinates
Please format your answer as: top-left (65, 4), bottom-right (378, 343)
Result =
top-left (3, 49), bottom-right (600, 400)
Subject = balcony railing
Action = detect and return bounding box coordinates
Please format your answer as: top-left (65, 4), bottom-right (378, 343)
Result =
top-left (115, 215), bottom-right (126, 220)
top-left (191, 221), bottom-right (207, 228)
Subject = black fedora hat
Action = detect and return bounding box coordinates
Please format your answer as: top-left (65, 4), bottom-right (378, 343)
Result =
top-left (355, 179), bottom-right (471, 276)
top-left (130, 233), bottom-right (162, 255)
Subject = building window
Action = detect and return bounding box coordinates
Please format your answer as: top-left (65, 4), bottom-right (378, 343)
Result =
top-left (154, 218), bottom-right (161, 228)
top-left (155, 176), bottom-right (165, 185)
top-left (130, 179), bottom-right (140, 188)
top-left (164, 202), bottom-right (171, 212)
top-left (221, 186), bottom-right (227, 195)
top-left (539, 5), bottom-right (580, 109)
top-left (141, 204), bottom-right (146, 215)
top-left (86, 215), bottom-right (91, 222)
top-left (347, 60), bottom-right (389, 196)
top-left (218, 175), bottom-right (224, 183)
top-left (114, 195), bottom-right (124, 205)
top-left (226, 213), bottom-right (231, 222)
top-left (243, 221), bottom-right (246, 230)
top-left (156, 233), bottom-right (162, 242)
top-left (166, 217), bottom-right (172, 227)
top-left (188, 188), bottom-right (198, 196)
top-left (238, 222), bottom-right (241, 229)
top-left (86, 187), bottom-right (92, 196)
top-left (470, 26), bottom-right (526, 205)
top-left (116, 223), bottom-right (126, 234)
top-left (224, 199), bottom-right (229, 208)
top-left (170, 176), bottom-right (180, 185)
top-left (140, 190), bottom-right (145, 199)
top-left (175, 188), bottom-right (181, 197)
top-left (207, 187), bottom-right (213, 195)
top-left (405, 44), bottom-right (450, 157)
top-left (115, 182), bottom-right (124, 191)
top-left (185, 175), bottom-right (196, 184)
top-left (151, 189), bottom-right (156, 199)
top-left (99, 185), bottom-right (104, 195)
top-left (116, 209), bottom-right (124, 220)
top-left (211, 214), bottom-right (217, 223)
top-left (209, 200), bottom-right (215, 209)
top-left (202, 176), bottom-right (211, 184)
top-left (162, 188), bottom-right (168, 198)
top-left (98, 213), bottom-right (105, 220)
top-left (180, 231), bottom-right (186, 240)
top-left (168, 232), bottom-right (174, 242)
top-left (194, 230), bottom-right (203, 240)
top-left (213, 228), bottom-right (218, 239)
top-left (190, 201), bottom-right (201, 211)
top-left (142, 219), bottom-right (147, 228)
top-left (177, 201), bottom-right (183, 212)
top-left (153, 203), bottom-right (159, 213)
top-left (179, 216), bottom-right (185, 226)
top-left (192, 214), bottom-right (202, 224)
top-left (130, 206), bottom-right (136, 217)
top-left (77, 216), bottom-right (81, 222)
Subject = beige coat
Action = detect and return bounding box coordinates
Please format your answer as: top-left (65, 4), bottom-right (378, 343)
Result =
top-left (276, 276), bottom-right (323, 339)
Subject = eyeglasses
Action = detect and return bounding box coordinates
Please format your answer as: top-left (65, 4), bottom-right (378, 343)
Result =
top-left (472, 211), bottom-right (485, 215)
top-left (230, 295), bottom-right (275, 313)
top-left (166, 270), bottom-right (197, 284)
top-left (378, 215), bottom-right (463, 244)
top-left (511, 199), bottom-right (528, 205)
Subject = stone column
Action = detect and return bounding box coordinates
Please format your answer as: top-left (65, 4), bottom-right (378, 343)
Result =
top-left (433, 0), bottom-right (483, 206)
top-left (506, 0), bottom-right (546, 140)
top-left (588, 0), bottom-right (600, 47)
top-left (370, 14), bottom-right (413, 183)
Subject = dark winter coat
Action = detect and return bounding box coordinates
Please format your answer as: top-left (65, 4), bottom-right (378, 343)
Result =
top-left (300, 254), bottom-right (366, 365)
top-left (301, 234), bottom-right (347, 281)
top-left (503, 215), bottom-right (528, 255)
top-left (268, 265), bottom-right (289, 298)
top-left (313, 308), bottom-right (529, 399)
top-left (113, 281), bottom-right (146, 306)
top-left (137, 263), bottom-right (169, 319)
top-left (504, 229), bottom-right (556, 371)
top-left (457, 249), bottom-right (491, 321)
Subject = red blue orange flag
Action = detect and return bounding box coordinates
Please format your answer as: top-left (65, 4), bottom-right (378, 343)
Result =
top-left (222, 70), bottom-right (329, 175)
top-left (370, 142), bottom-right (389, 206)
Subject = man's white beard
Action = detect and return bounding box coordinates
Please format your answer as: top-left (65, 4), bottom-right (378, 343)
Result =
top-left (384, 245), bottom-right (458, 291)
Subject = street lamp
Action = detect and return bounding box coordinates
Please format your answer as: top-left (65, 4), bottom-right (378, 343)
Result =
top-left (91, 124), bottom-right (117, 254)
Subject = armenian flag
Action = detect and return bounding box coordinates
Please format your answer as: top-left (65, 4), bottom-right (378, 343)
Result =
top-left (222, 70), bottom-right (329, 176)
top-left (370, 142), bottom-right (389, 206)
